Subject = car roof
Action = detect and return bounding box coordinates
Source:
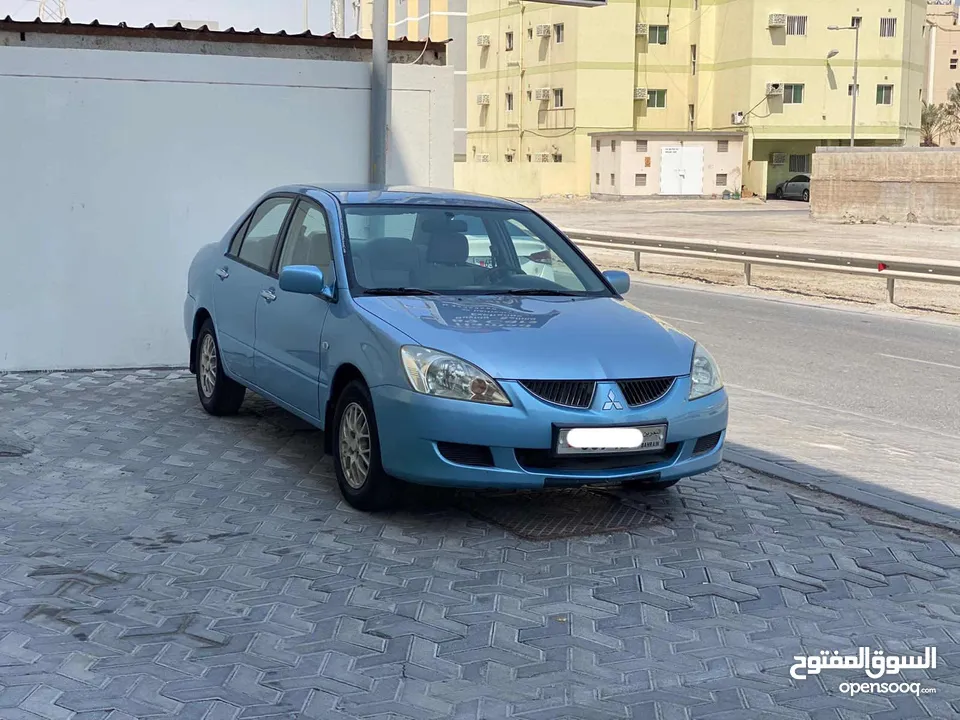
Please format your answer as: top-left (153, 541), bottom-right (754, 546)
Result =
top-left (271, 184), bottom-right (527, 210)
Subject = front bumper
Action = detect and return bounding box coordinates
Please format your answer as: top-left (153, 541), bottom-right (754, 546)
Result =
top-left (371, 378), bottom-right (728, 490)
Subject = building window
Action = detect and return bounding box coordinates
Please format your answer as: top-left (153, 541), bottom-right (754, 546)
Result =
top-left (527, 27), bottom-right (533, 40)
top-left (688, 104), bottom-right (695, 130)
top-left (527, 153), bottom-right (532, 162)
top-left (505, 92), bottom-right (514, 112)
top-left (691, 44), bottom-right (697, 75)
top-left (647, 89), bottom-right (667, 108)
top-left (554, 24), bottom-right (565, 43)
top-left (553, 88), bottom-right (564, 107)
top-left (784, 84), bottom-right (804, 104)
top-left (786, 16), bottom-right (807, 36)
top-left (611, 140), bottom-right (617, 151)
top-left (716, 173), bottom-right (728, 187)
top-left (851, 16), bottom-right (861, 28)
top-left (526, 90), bottom-right (532, 101)
top-left (880, 18), bottom-right (897, 38)
top-left (649, 25), bottom-right (668, 44)
top-left (636, 139), bottom-right (648, 152)
top-left (610, 173), bottom-right (616, 185)
top-left (596, 139), bottom-right (601, 151)
top-left (595, 173), bottom-right (600, 185)
top-left (635, 173), bottom-right (647, 187)
top-left (877, 84), bottom-right (894, 105)
top-left (848, 84), bottom-right (860, 96)
top-left (505, 31), bottom-right (514, 51)
top-left (789, 154), bottom-right (811, 173)
top-left (552, 153), bottom-right (563, 162)
top-left (951, 58), bottom-right (958, 70)
top-left (505, 153), bottom-right (514, 163)
top-left (717, 140), bottom-right (729, 153)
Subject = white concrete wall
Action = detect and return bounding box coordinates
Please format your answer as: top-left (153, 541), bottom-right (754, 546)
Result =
top-left (0, 45), bottom-right (453, 371)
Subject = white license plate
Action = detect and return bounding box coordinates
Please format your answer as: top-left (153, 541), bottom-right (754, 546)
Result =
top-left (555, 424), bottom-right (667, 456)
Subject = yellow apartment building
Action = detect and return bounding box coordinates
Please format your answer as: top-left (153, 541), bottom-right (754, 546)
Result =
top-left (925, 0), bottom-right (960, 109)
top-left (357, 0), bottom-right (469, 161)
top-left (456, 0), bottom-right (927, 198)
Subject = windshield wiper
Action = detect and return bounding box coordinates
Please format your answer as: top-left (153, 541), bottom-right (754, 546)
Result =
top-left (361, 287), bottom-right (441, 296)
top-left (492, 288), bottom-right (582, 296)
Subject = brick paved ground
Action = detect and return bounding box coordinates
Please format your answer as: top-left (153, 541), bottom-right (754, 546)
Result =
top-left (1, 370), bottom-right (959, 719)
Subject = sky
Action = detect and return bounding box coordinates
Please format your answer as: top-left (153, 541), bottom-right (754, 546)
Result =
top-left (0, 0), bottom-right (354, 35)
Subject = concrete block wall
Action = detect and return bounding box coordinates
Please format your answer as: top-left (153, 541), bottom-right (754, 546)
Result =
top-left (811, 147), bottom-right (960, 225)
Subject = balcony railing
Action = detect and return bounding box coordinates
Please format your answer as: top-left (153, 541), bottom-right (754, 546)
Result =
top-left (538, 107), bottom-right (576, 130)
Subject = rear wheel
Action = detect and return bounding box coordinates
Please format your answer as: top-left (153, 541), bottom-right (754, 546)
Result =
top-left (332, 380), bottom-right (399, 511)
top-left (802, 189), bottom-right (810, 202)
top-left (195, 319), bottom-right (245, 416)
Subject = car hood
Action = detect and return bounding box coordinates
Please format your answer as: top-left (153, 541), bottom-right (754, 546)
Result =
top-left (354, 295), bottom-right (696, 380)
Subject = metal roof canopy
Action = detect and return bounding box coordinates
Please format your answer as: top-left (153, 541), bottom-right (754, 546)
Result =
top-left (523, 1), bottom-right (607, 5)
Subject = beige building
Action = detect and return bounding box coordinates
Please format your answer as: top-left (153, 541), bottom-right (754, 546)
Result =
top-left (590, 131), bottom-right (746, 198)
top-left (925, 0), bottom-right (960, 106)
top-left (458, 0), bottom-right (927, 199)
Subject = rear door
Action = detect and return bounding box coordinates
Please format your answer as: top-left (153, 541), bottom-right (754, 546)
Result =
top-left (253, 198), bottom-right (336, 421)
top-left (213, 196), bottom-right (295, 382)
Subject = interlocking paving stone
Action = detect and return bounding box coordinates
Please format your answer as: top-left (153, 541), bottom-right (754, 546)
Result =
top-left (0, 370), bottom-right (959, 719)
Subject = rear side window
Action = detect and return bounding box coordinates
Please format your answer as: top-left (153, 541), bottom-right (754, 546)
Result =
top-left (236, 197), bottom-right (294, 272)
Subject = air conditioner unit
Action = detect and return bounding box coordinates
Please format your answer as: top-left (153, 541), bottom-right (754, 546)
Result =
top-left (765, 82), bottom-right (784, 96)
top-left (476, 93), bottom-right (491, 105)
top-left (535, 24), bottom-right (551, 37)
top-left (731, 111), bottom-right (745, 125)
top-left (634, 87), bottom-right (649, 101)
top-left (533, 152), bottom-right (554, 163)
top-left (476, 34), bottom-right (491, 46)
top-left (768, 13), bottom-right (787, 28)
top-left (771, 152), bottom-right (787, 166)
top-left (476, 153), bottom-right (490, 163)
top-left (636, 23), bottom-right (649, 36)
top-left (534, 88), bottom-right (551, 101)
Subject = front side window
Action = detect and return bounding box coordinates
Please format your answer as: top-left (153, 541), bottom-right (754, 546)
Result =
top-left (341, 206), bottom-right (612, 297)
top-left (235, 197), bottom-right (293, 272)
top-left (278, 201), bottom-right (334, 279)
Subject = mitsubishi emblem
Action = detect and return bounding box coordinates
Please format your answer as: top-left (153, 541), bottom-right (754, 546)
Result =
top-left (601, 389), bottom-right (624, 411)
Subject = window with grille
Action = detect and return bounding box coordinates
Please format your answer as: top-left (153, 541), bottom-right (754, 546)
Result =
top-left (851, 16), bottom-right (861, 28)
top-left (649, 25), bottom-right (668, 44)
top-left (716, 173), bottom-right (728, 186)
top-left (636, 140), bottom-right (648, 152)
top-left (552, 153), bottom-right (563, 163)
top-left (635, 173), bottom-right (647, 187)
top-left (789, 154), bottom-right (811, 173)
top-left (717, 140), bottom-right (729, 153)
top-left (554, 24), bottom-right (565, 43)
top-left (784, 84), bottom-right (805, 104)
top-left (880, 18), bottom-right (897, 38)
top-left (877, 84), bottom-right (894, 105)
top-left (786, 16), bottom-right (807, 36)
top-left (647, 89), bottom-right (667, 108)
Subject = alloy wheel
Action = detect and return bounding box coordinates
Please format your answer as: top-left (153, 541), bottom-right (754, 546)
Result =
top-left (199, 334), bottom-right (218, 398)
top-left (339, 402), bottom-right (372, 489)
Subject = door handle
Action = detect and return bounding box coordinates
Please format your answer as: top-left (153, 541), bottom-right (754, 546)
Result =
top-left (215, 267), bottom-right (229, 280)
top-left (260, 288), bottom-right (277, 303)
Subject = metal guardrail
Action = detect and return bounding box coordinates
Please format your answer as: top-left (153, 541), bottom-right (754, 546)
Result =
top-left (560, 227), bottom-right (960, 304)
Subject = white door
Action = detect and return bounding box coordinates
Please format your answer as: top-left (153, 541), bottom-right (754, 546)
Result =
top-left (659, 146), bottom-right (704, 195)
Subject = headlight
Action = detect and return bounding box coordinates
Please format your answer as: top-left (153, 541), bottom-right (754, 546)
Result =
top-left (689, 343), bottom-right (723, 400)
top-left (400, 346), bottom-right (511, 405)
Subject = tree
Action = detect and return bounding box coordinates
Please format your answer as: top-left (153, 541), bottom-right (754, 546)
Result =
top-left (921, 101), bottom-right (945, 146)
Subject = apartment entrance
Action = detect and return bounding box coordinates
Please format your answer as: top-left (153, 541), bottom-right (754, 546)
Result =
top-left (660, 146), bottom-right (704, 195)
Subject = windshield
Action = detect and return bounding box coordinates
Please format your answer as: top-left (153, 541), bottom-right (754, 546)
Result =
top-left (341, 205), bottom-right (613, 297)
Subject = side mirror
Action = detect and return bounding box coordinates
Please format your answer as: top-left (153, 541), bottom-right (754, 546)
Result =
top-left (603, 270), bottom-right (630, 295)
top-left (279, 265), bottom-right (327, 296)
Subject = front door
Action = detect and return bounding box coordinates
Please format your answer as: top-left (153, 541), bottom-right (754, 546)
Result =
top-left (659, 146), bottom-right (704, 196)
top-left (253, 199), bottom-right (336, 421)
top-left (213, 196), bottom-right (295, 382)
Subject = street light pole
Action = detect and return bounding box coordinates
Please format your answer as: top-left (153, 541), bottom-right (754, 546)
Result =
top-left (370, 0), bottom-right (389, 185)
top-left (850, 23), bottom-right (860, 147)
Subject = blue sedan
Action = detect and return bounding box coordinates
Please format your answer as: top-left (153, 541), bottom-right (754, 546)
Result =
top-left (184, 185), bottom-right (728, 511)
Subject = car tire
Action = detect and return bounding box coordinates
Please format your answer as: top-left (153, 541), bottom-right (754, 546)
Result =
top-left (195, 319), bottom-right (246, 416)
top-left (775, 187), bottom-right (784, 200)
top-left (332, 380), bottom-right (399, 512)
top-left (802, 189), bottom-right (810, 202)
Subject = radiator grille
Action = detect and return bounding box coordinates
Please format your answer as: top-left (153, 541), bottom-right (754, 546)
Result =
top-left (520, 380), bottom-right (595, 409)
top-left (617, 377), bottom-right (675, 407)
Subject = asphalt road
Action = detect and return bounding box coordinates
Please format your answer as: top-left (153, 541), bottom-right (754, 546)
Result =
top-left (627, 281), bottom-right (960, 435)
top-left (625, 280), bottom-right (960, 519)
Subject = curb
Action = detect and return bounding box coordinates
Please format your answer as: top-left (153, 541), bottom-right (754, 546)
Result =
top-left (725, 446), bottom-right (960, 535)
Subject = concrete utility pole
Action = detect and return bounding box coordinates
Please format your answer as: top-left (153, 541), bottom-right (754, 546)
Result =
top-left (829, 24), bottom-right (861, 147)
top-left (330, 0), bottom-right (345, 37)
top-left (370, 0), bottom-right (389, 184)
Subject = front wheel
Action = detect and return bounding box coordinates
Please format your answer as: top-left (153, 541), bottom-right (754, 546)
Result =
top-left (332, 381), bottom-right (399, 511)
top-left (802, 189), bottom-right (810, 202)
top-left (775, 187), bottom-right (784, 200)
top-left (195, 319), bottom-right (246, 416)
